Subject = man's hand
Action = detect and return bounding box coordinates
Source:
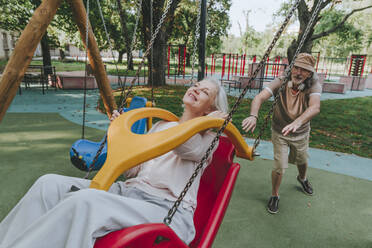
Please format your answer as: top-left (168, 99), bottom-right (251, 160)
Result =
top-left (281, 120), bottom-right (302, 136)
top-left (242, 115), bottom-right (258, 133)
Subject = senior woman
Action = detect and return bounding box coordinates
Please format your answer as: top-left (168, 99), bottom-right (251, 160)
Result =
top-left (0, 78), bottom-right (229, 248)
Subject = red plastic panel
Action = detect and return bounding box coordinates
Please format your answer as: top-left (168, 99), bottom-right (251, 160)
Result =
top-left (94, 136), bottom-right (240, 248)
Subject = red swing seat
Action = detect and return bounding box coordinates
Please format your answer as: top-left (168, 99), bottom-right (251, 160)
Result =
top-left (94, 135), bottom-right (240, 248)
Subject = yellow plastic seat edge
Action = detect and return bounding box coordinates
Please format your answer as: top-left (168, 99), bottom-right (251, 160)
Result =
top-left (89, 108), bottom-right (253, 191)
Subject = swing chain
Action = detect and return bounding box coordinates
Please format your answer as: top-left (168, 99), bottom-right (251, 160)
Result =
top-left (118, 0), bottom-right (143, 90)
top-left (82, 0), bottom-right (170, 176)
top-left (96, 0), bottom-right (123, 86)
top-left (190, 0), bottom-right (202, 84)
top-left (252, 0), bottom-right (324, 151)
top-left (82, 0), bottom-right (91, 140)
top-left (114, 0), bottom-right (142, 106)
top-left (121, 0), bottom-right (174, 106)
top-left (118, 0), bottom-right (143, 109)
top-left (84, 135), bottom-right (107, 179)
top-left (130, 0), bottom-right (142, 64)
top-left (164, 0), bottom-right (302, 226)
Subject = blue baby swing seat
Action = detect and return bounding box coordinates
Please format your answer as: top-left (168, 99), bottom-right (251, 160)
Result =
top-left (70, 96), bottom-right (148, 171)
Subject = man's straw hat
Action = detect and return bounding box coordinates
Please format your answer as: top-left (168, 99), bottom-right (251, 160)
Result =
top-left (294, 53), bottom-right (315, 73)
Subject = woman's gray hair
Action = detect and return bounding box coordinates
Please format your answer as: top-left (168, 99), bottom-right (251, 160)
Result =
top-left (199, 77), bottom-right (229, 113)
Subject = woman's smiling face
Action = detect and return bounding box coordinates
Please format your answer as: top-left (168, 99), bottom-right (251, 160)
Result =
top-left (183, 80), bottom-right (218, 116)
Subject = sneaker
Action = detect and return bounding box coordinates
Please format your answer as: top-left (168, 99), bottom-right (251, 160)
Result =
top-left (267, 196), bottom-right (279, 214)
top-left (297, 176), bottom-right (313, 195)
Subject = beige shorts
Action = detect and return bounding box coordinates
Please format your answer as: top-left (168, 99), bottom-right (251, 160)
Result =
top-left (271, 129), bottom-right (310, 174)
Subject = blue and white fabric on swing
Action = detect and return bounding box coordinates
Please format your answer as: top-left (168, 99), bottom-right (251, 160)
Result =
top-left (69, 96), bottom-right (148, 171)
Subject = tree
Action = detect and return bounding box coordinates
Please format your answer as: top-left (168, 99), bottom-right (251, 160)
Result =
top-left (239, 11), bottom-right (262, 55)
top-left (277, 0), bottom-right (372, 63)
top-left (168, 0), bottom-right (231, 66)
top-left (0, 0), bottom-right (54, 72)
top-left (116, 0), bottom-right (137, 68)
top-left (205, 0), bottom-right (231, 55)
top-left (140, 0), bottom-right (231, 86)
top-left (141, 0), bottom-right (182, 86)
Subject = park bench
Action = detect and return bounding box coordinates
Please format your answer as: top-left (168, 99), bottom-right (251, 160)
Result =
top-left (21, 65), bottom-right (57, 94)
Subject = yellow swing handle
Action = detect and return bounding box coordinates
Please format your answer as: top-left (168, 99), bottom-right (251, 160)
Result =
top-left (90, 108), bottom-right (253, 191)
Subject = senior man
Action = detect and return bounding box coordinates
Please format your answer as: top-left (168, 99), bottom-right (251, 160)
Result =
top-left (242, 53), bottom-right (321, 214)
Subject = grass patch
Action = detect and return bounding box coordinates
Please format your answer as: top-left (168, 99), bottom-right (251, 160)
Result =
top-left (324, 79), bottom-right (337, 82)
top-left (311, 97), bottom-right (372, 158)
top-left (1, 58), bottom-right (206, 77)
top-left (98, 85), bottom-right (372, 158)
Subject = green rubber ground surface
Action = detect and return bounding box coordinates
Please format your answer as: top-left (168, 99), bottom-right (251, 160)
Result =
top-left (1, 113), bottom-right (371, 247)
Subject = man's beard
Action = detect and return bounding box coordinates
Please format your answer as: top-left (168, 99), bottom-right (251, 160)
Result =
top-left (291, 75), bottom-right (305, 86)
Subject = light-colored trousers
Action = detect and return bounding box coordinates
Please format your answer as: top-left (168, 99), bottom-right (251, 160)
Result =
top-left (0, 174), bottom-right (195, 248)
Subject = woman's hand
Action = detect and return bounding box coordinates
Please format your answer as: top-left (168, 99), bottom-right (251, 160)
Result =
top-left (110, 110), bottom-right (121, 122)
top-left (242, 115), bottom-right (258, 133)
top-left (207, 110), bottom-right (228, 119)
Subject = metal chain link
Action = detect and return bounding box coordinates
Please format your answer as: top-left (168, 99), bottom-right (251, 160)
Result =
top-left (96, 0), bottom-right (123, 86)
top-left (84, 135), bottom-right (107, 179)
top-left (189, 0), bottom-right (202, 84)
top-left (82, 0), bottom-right (90, 140)
top-left (118, 0), bottom-right (143, 108)
top-left (83, 0), bottom-right (142, 174)
top-left (83, 0), bottom-right (173, 179)
top-left (150, 0), bottom-right (154, 104)
top-left (163, 0), bottom-right (302, 226)
top-left (118, 0), bottom-right (143, 89)
top-left (252, 0), bottom-right (324, 151)
top-left (120, 0), bottom-right (174, 108)
top-left (108, 0), bottom-right (141, 106)
top-left (130, 0), bottom-right (142, 62)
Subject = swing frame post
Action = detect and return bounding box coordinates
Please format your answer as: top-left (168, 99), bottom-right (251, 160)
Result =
top-left (67, 0), bottom-right (117, 118)
top-left (0, 0), bottom-right (62, 123)
top-left (0, 0), bottom-right (117, 123)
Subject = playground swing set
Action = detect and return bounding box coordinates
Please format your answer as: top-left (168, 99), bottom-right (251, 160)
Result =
top-left (0, 0), bottom-right (323, 246)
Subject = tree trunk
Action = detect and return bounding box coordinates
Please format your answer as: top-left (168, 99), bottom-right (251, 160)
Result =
top-left (59, 49), bottom-right (66, 61)
top-left (40, 32), bottom-right (53, 75)
top-left (287, 38), bottom-right (314, 64)
top-left (287, 0), bottom-right (315, 64)
top-left (116, 0), bottom-right (134, 70)
top-left (141, 0), bottom-right (181, 86)
top-left (0, 0), bottom-right (62, 123)
top-left (118, 50), bottom-right (124, 64)
top-left (151, 32), bottom-right (167, 86)
top-left (186, 52), bottom-right (191, 67)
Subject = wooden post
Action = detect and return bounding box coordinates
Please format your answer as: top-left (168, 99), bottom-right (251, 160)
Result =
top-left (0, 0), bottom-right (62, 123)
top-left (0, 0), bottom-right (117, 123)
top-left (67, 0), bottom-right (117, 117)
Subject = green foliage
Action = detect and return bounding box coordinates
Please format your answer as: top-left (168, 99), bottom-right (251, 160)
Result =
top-left (241, 26), bottom-right (261, 54)
top-left (314, 9), bottom-right (364, 57)
top-left (272, 0), bottom-right (372, 57)
top-left (169, 0), bottom-right (231, 56)
top-left (0, 0), bottom-right (33, 31)
top-left (205, 0), bottom-right (231, 54)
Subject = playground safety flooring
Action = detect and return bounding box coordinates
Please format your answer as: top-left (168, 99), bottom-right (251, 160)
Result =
top-left (2, 82), bottom-right (372, 247)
